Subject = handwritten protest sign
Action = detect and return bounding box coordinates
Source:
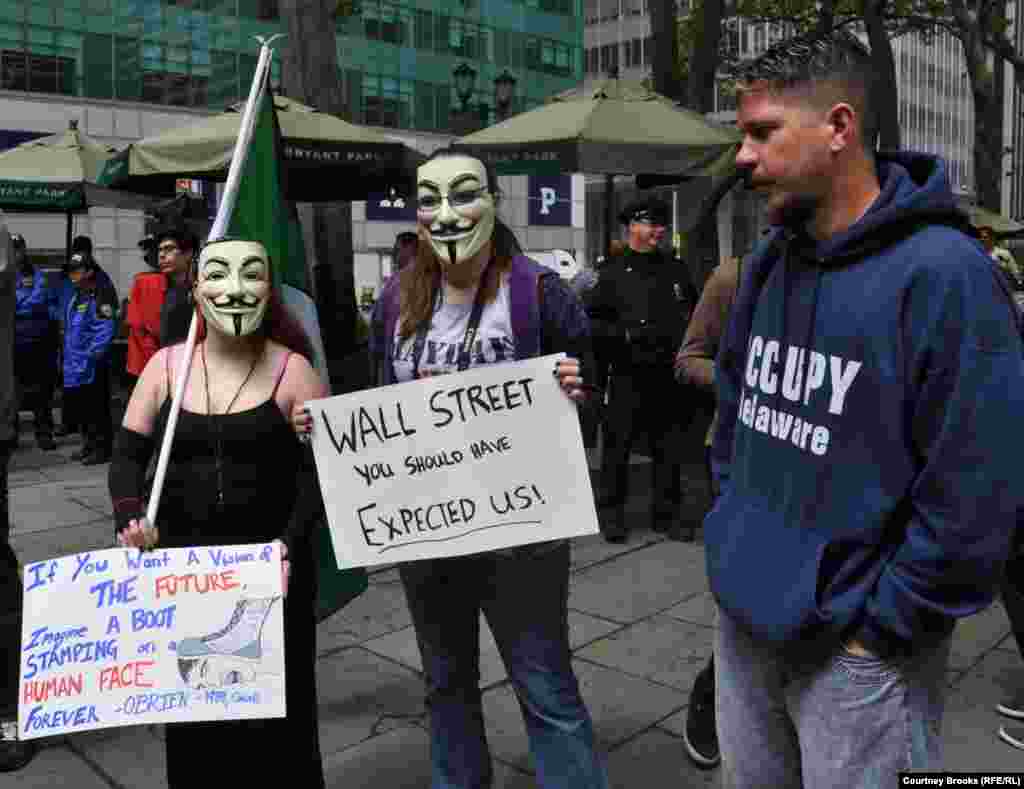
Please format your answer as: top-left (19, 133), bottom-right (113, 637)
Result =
top-left (18, 543), bottom-right (285, 740)
top-left (309, 353), bottom-right (600, 568)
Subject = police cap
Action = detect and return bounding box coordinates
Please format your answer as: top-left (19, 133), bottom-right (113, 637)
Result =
top-left (619, 196), bottom-right (670, 226)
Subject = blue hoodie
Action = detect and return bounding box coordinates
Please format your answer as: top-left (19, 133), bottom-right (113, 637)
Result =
top-left (707, 152), bottom-right (1024, 658)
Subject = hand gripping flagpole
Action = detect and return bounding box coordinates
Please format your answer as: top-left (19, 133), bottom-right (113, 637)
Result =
top-left (145, 36), bottom-right (282, 529)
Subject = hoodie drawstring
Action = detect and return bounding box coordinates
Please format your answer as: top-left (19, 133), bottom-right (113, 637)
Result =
top-left (776, 240), bottom-right (824, 413)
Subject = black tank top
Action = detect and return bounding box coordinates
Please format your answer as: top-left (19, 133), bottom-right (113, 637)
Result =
top-left (153, 397), bottom-right (300, 548)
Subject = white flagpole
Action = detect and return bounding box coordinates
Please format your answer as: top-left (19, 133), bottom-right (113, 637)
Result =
top-left (144, 38), bottom-right (279, 528)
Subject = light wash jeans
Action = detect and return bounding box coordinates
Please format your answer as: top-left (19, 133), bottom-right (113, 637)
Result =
top-left (716, 606), bottom-right (949, 788)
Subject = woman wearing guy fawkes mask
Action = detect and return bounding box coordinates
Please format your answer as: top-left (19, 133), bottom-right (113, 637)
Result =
top-left (294, 148), bottom-right (608, 788)
top-left (108, 239), bottom-right (328, 788)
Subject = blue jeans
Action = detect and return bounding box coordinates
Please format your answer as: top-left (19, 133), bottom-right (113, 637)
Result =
top-left (399, 542), bottom-right (608, 789)
top-left (716, 606), bottom-right (949, 788)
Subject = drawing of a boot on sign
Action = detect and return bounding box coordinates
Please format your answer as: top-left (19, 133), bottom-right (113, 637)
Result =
top-left (175, 593), bottom-right (281, 690)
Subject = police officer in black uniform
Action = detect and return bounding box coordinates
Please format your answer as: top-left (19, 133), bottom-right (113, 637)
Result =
top-left (588, 196), bottom-right (695, 543)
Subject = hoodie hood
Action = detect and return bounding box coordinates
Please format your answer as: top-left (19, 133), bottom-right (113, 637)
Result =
top-left (806, 151), bottom-right (972, 265)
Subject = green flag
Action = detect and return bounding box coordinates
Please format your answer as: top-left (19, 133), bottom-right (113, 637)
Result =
top-left (225, 81), bottom-right (309, 293)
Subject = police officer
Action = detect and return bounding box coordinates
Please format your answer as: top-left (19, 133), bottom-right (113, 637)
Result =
top-left (63, 251), bottom-right (118, 465)
top-left (588, 196), bottom-right (695, 543)
top-left (12, 235), bottom-right (59, 450)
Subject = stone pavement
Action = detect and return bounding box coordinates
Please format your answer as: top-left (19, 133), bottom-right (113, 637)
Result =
top-left (6, 435), bottom-right (1024, 787)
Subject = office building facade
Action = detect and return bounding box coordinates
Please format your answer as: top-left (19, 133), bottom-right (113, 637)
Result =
top-left (0, 0), bottom-right (584, 297)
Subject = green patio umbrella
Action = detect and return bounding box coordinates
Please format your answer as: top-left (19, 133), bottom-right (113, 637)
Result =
top-left (453, 78), bottom-right (740, 176)
top-left (0, 120), bottom-right (153, 258)
top-left (454, 78), bottom-right (741, 256)
top-left (98, 94), bottom-right (424, 202)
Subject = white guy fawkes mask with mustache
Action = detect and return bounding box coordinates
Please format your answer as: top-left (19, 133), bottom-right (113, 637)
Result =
top-left (195, 239), bottom-right (271, 338)
top-left (416, 154), bottom-right (496, 267)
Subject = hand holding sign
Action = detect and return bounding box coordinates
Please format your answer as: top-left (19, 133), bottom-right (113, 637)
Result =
top-left (554, 357), bottom-right (586, 402)
top-left (117, 517), bottom-right (159, 551)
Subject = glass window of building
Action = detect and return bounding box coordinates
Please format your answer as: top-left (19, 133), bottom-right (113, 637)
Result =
top-left (0, 0), bottom-right (581, 132)
top-left (414, 9), bottom-right (433, 49)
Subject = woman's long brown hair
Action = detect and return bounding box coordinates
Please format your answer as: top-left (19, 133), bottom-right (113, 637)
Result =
top-left (397, 150), bottom-right (522, 341)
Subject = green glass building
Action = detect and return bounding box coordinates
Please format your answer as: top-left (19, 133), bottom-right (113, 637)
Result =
top-left (0, 0), bottom-right (583, 132)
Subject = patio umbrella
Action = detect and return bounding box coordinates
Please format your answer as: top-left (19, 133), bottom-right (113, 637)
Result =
top-left (0, 120), bottom-right (153, 258)
top-left (98, 94), bottom-right (425, 202)
top-left (453, 78), bottom-right (740, 176)
top-left (453, 78), bottom-right (741, 255)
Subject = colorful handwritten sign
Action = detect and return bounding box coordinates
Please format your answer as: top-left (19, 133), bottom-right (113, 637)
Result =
top-left (309, 353), bottom-right (600, 568)
top-left (18, 543), bottom-right (285, 740)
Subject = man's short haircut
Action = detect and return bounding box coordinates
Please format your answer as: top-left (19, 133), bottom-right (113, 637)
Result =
top-left (155, 224), bottom-right (199, 253)
top-left (732, 31), bottom-right (879, 152)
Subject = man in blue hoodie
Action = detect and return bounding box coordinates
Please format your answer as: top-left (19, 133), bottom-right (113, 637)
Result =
top-left (708, 32), bottom-right (1024, 784)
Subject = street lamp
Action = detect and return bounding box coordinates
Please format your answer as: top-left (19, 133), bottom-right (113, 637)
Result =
top-left (453, 63), bottom-right (478, 112)
top-left (494, 69), bottom-right (517, 121)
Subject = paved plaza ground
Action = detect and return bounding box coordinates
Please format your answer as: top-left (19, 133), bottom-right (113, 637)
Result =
top-left (6, 432), bottom-right (1024, 787)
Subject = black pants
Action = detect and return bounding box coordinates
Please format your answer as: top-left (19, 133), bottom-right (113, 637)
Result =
top-left (13, 341), bottom-right (56, 437)
top-left (66, 365), bottom-right (112, 453)
top-left (601, 369), bottom-right (684, 519)
top-left (0, 440), bottom-right (20, 719)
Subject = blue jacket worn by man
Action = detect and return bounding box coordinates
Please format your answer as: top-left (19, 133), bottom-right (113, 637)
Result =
top-left (15, 268), bottom-right (59, 351)
top-left (707, 151), bottom-right (1024, 658)
top-left (63, 272), bottom-right (118, 389)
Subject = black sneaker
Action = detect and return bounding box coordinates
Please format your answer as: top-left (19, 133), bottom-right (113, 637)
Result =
top-left (997, 689), bottom-right (1024, 718)
top-left (683, 669), bottom-right (721, 768)
top-left (0, 720), bottom-right (37, 773)
top-left (999, 724), bottom-right (1024, 750)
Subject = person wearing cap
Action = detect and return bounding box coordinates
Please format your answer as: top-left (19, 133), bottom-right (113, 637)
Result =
top-left (63, 250), bottom-right (119, 465)
top-left (0, 216), bottom-right (39, 773)
top-left (124, 236), bottom-right (166, 383)
top-left (586, 196), bottom-right (695, 543)
top-left (12, 234), bottom-right (59, 450)
top-left (56, 235), bottom-right (116, 438)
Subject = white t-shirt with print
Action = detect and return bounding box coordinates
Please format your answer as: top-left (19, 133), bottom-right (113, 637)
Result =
top-left (392, 277), bottom-right (516, 382)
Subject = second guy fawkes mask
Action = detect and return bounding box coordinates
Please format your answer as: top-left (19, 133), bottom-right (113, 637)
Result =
top-left (195, 239), bottom-right (271, 338)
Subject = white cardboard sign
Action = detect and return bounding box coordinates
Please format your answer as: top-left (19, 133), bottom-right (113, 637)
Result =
top-left (18, 543), bottom-right (285, 740)
top-left (309, 353), bottom-right (599, 568)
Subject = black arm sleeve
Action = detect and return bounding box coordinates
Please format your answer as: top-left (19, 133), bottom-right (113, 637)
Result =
top-left (281, 443), bottom-right (326, 553)
top-left (108, 426), bottom-right (155, 535)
